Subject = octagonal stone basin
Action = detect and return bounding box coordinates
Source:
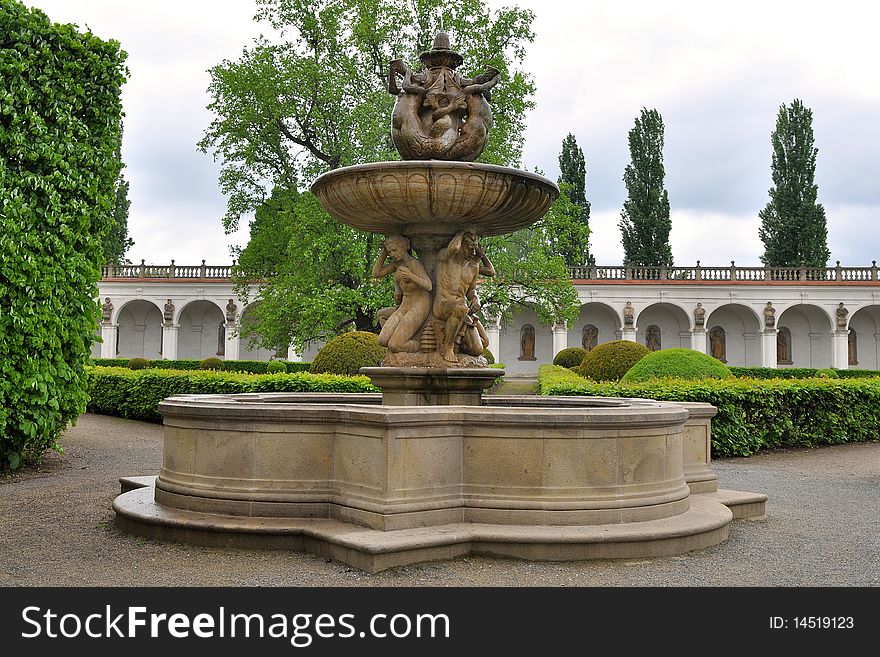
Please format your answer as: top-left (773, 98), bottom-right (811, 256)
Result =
top-left (310, 161), bottom-right (558, 237)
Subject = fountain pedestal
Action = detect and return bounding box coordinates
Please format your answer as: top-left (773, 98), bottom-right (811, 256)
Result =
top-left (361, 366), bottom-right (503, 405)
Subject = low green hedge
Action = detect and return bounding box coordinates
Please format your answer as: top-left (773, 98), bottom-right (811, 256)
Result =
top-left (539, 364), bottom-right (880, 457)
top-left (729, 366), bottom-right (880, 379)
top-left (89, 358), bottom-right (311, 373)
top-left (86, 366), bottom-right (379, 423)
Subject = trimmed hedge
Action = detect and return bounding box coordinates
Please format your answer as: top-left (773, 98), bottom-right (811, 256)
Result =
top-left (622, 348), bottom-right (732, 382)
top-left (89, 357), bottom-right (311, 374)
top-left (730, 366), bottom-right (880, 379)
top-left (86, 366), bottom-right (379, 422)
top-left (540, 364), bottom-right (880, 457)
top-left (310, 331), bottom-right (387, 376)
top-left (576, 340), bottom-right (650, 381)
top-left (553, 347), bottom-right (588, 369)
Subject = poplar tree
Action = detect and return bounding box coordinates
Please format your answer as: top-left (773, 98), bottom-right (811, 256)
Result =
top-left (758, 99), bottom-right (829, 267)
top-left (618, 108), bottom-right (672, 267)
top-left (550, 133), bottom-right (594, 266)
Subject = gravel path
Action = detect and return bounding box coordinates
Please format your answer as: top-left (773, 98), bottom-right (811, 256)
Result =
top-left (2, 413), bottom-right (878, 587)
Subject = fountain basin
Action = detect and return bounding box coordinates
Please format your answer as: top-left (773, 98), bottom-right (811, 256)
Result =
top-left (310, 161), bottom-right (558, 237)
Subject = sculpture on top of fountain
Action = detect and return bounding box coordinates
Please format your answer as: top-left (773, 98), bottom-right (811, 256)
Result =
top-left (388, 31), bottom-right (500, 161)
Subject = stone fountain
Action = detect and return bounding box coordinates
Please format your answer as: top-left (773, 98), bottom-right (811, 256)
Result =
top-left (113, 33), bottom-right (765, 573)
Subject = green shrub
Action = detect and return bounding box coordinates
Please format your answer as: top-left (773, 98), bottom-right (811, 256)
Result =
top-left (200, 357), bottom-right (223, 370)
top-left (539, 364), bottom-right (880, 457)
top-left (266, 361), bottom-right (288, 374)
top-left (576, 340), bottom-right (650, 381)
top-left (816, 368), bottom-right (839, 378)
top-left (310, 331), bottom-right (387, 376)
top-left (128, 358), bottom-right (149, 370)
top-left (85, 366), bottom-right (380, 422)
top-left (730, 366), bottom-right (880, 379)
top-left (622, 348), bottom-right (732, 382)
top-left (553, 347), bottom-right (587, 369)
top-left (482, 348), bottom-right (495, 364)
top-left (0, 3), bottom-right (127, 470)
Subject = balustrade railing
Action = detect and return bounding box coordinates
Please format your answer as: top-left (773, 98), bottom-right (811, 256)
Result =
top-left (101, 260), bottom-right (880, 283)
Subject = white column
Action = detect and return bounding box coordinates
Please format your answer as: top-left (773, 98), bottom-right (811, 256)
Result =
top-left (286, 344), bottom-right (303, 362)
top-left (690, 328), bottom-right (707, 354)
top-left (486, 316), bottom-right (501, 363)
top-left (162, 325), bottom-right (179, 360)
top-left (621, 326), bottom-right (637, 342)
top-left (551, 322), bottom-right (568, 357)
top-left (761, 329), bottom-right (777, 368)
top-left (100, 324), bottom-right (118, 359)
top-left (225, 325), bottom-right (240, 361)
top-left (832, 330), bottom-right (848, 370)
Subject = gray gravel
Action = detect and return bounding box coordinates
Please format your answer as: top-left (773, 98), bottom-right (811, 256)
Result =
top-left (2, 413), bottom-right (878, 587)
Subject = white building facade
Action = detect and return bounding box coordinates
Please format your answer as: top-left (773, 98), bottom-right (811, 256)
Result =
top-left (96, 261), bottom-right (880, 375)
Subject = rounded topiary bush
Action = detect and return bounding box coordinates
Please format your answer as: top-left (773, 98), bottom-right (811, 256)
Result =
top-left (200, 357), bottom-right (223, 370)
top-left (621, 348), bottom-right (732, 382)
top-left (128, 358), bottom-right (149, 370)
top-left (266, 360), bottom-right (288, 374)
top-left (553, 347), bottom-right (588, 369)
top-left (310, 331), bottom-right (387, 376)
top-left (482, 348), bottom-right (495, 365)
top-left (816, 368), bottom-right (839, 378)
top-left (576, 340), bottom-right (650, 381)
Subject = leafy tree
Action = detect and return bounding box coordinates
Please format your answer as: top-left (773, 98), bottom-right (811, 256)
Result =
top-left (203, 0), bottom-right (579, 351)
top-left (618, 107), bottom-right (672, 267)
top-left (0, 1), bottom-right (127, 469)
top-left (758, 99), bottom-right (829, 267)
top-left (551, 133), bottom-right (593, 266)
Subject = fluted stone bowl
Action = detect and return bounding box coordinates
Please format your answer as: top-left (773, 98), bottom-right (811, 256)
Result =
top-left (310, 161), bottom-right (558, 237)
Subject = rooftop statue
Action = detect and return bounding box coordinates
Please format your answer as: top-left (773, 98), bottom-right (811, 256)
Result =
top-left (388, 31), bottom-right (500, 161)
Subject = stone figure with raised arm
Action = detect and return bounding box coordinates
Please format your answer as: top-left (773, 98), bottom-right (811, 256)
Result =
top-left (434, 230), bottom-right (495, 362)
top-left (371, 234), bottom-right (432, 353)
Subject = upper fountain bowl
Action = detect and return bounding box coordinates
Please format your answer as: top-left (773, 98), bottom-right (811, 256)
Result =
top-left (310, 161), bottom-right (558, 237)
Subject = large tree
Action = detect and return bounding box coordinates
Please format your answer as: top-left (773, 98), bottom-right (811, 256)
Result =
top-left (103, 166), bottom-right (134, 264)
top-left (758, 99), bottom-right (829, 267)
top-left (547, 133), bottom-right (593, 266)
top-left (204, 0), bottom-right (579, 352)
top-left (618, 108), bottom-right (672, 267)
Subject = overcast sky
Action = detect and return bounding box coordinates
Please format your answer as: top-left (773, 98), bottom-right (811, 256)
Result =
top-left (22, 0), bottom-right (880, 267)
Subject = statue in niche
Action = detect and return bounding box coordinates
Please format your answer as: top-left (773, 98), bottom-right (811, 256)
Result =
top-left (623, 302), bottom-right (634, 327)
top-left (519, 324), bottom-right (536, 360)
top-left (777, 326), bottom-right (792, 364)
top-left (371, 234), bottom-right (432, 353)
top-left (764, 302), bottom-right (776, 329)
top-left (388, 31), bottom-right (500, 161)
top-left (434, 230), bottom-right (495, 362)
top-left (848, 329), bottom-right (858, 366)
top-left (836, 302), bottom-right (849, 330)
top-left (693, 303), bottom-right (705, 328)
top-left (709, 326), bottom-right (726, 363)
top-left (217, 323), bottom-right (225, 357)
top-left (645, 324), bottom-right (661, 352)
top-left (163, 299), bottom-right (175, 326)
top-left (582, 324), bottom-right (598, 351)
top-left (101, 297), bottom-right (113, 325)
top-left (225, 299), bottom-right (237, 325)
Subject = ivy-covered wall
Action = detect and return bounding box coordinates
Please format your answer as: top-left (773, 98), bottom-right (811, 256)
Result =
top-left (0, 1), bottom-right (128, 468)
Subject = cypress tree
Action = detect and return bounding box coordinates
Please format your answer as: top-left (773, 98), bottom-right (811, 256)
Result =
top-left (758, 99), bottom-right (829, 267)
top-left (618, 108), bottom-right (672, 267)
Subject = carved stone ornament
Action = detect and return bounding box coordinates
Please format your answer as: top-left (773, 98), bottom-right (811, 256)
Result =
top-left (388, 31), bottom-right (500, 162)
top-left (163, 299), bottom-right (175, 326)
top-left (101, 297), bottom-right (113, 325)
top-left (763, 302), bottom-right (776, 329)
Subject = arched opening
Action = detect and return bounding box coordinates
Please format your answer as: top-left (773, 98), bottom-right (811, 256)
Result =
top-left (848, 305), bottom-right (880, 369)
top-left (777, 304), bottom-right (833, 368)
top-left (705, 303), bottom-right (762, 367)
top-left (115, 300), bottom-right (163, 359)
top-left (501, 307), bottom-right (551, 375)
top-left (238, 303), bottom-right (287, 362)
top-left (636, 303), bottom-right (690, 349)
top-left (569, 302), bottom-right (619, 352)
top-left (178, 300), bottom-right (225, 360)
